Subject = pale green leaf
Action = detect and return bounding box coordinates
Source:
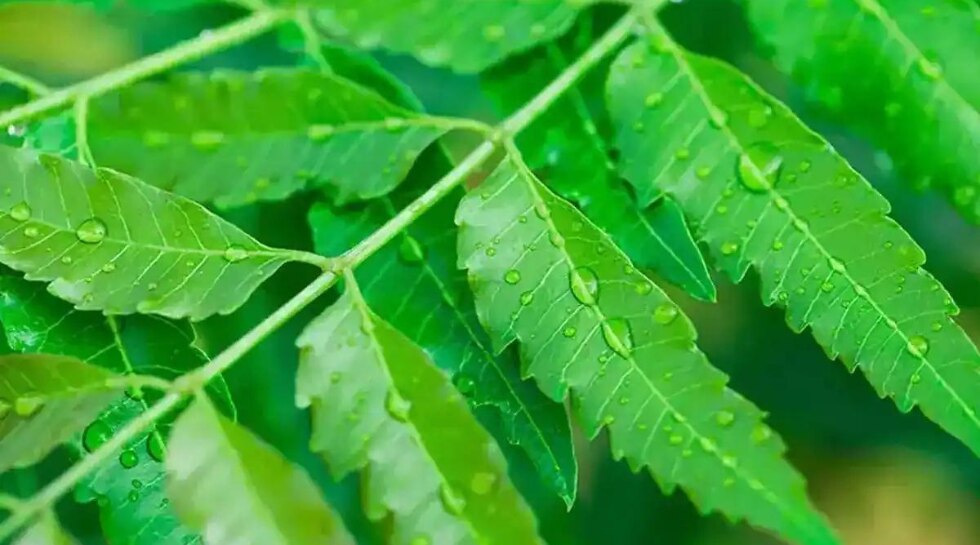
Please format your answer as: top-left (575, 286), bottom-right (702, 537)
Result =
top-left (0, 145), bottom-right (297, 320)
top-left (0, 353), bottom-right (120, 473)
top-left (297, 284), bottom-right (544, 545)
top-left (746, 0), bottom-right (980, 223)
top-left (310, 0), bottom-right (600, 73)
top-left (83, 68), bottom-right (450, 208)
top-left (606, 30), bottom-right (980, 455)
top-left (166, 397), bottom-right (353, 545)
top-left (0, 273), bottom-right (235, 545)
top-left (11, 512), bottom-right (78, 545)
top-left (455, 154), bottom-right (837, 545)
top-left (483, 31), bottom-right (716, 300)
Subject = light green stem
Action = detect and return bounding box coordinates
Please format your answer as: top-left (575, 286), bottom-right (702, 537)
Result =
top-left (0, 9), bottom-right (641, 541)
top-left (0, 9), bottom-right (289, 129)
top-left (0, 66), bottom-right (50, 97)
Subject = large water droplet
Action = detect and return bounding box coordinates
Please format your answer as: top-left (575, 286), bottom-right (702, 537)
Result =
top-left (398, 236), bottom-right (425, 264)
top-left (720, 241), bottom-right (739, 256)
top-left (9, 202), bottom-right (31, 222)
top-left (602, 319), bottom-right (633, 359)
top-left (906, 335), bottom-right (929, 357)
top-left (454, 374), bottom-right (476, 397)
top-left (503, 269), bottom-right (521, 285)
top-left (469, 472), bottom-right (498, 496)
top-left (223, 245), bottom-right (248, 263)
top-left (83, 420), bottom-right (112, 452)
top-left (570, 266), bottom-right (599, 306)
top-left (653, 303), bottom-right (678, 325)
top-left (440, 484), bottom-right (466, 515)
top-left (146, 433), bottom-right (165, 462)
top-left (385, 391), bottom-right (411, 422)
top-left (119, 449), bottom-right (139, 469)
top-left (715, 410), bottom-right (735, 427)
top-left (14, 393), bottom-right (43, 416)
top-left (519, 291), bottom-right (534, 306)
top-left (23, 226), bottom-right (39, 238)
top-left (562, 326), bottom-right (577, 338)
top-left (75, 218), bottom-right (108, 244)
top-left (737, 144), bottom-right (782, 193)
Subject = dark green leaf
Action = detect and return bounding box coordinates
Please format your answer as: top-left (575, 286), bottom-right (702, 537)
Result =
top-left (456, 154), bottom-right (838, 545)
top-left (297, 283), bottom-right (544, 544)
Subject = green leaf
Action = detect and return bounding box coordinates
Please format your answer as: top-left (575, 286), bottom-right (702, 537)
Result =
top-left (606, 30), bottom-right (980, 455)
top-left (310, 0), bottom-right (599, 73)
top-left (0, 145), bottom-right (298, 320)
top-left (484, 33), bottom-right (716, 300)
top-left (166, 397), bottom-right (354, 545)
top-left (745, 0), bottom-right (980, 223)
top-left (297, 282), bottom-right (544, 545)
top-left (455, 154), bottom-right (838, 545)
top-left (0, 353), bottom-right (120, 473)
top-left (309, 168), bottom-right (578, 507)
top-left (11, 512), bottom-right (78, 545)
top-left (83, 68), bottom-right (450, 208)
top-left (0, 273), bottom-right (236, 545)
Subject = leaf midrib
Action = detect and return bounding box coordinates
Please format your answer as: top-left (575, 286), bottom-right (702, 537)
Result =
top-left (650, 19), bottom-right (979, 430)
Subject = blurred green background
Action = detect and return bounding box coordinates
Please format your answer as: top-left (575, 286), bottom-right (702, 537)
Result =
top-left (0, 1), bottom-right (977, 544)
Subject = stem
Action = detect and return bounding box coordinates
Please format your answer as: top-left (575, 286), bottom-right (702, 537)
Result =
top-left (0, 66), bottom-right (51, 97)
top-left (0, 9), bottom-right (640, 539)
top-left (0, 9), bottom-right (289, 129)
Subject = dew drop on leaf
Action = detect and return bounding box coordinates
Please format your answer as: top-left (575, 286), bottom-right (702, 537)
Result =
top-left (75, 218), bottom-right (108, 244)
top-left (668, 434), bottom-right (684, 445)
top-left (23, 226), bottom-right (39, 238)
top-left (119, 449), bottom-right (139, 469)
top-left (83, 419), bottom-right (113, 452)
top-left (715, 410), bottom-right (736, 427)
top-left (602, 319), bottom-right (633, 358)
top-left (720, 241), bottom-right (739, 256)
top-left (453, 374), bottom-right (476, 397)
top-left (384, 391), bottom-right (411, 422)
top-left (13, 393), bottom-right (43, 417)
top-left (569, 266), bottom-right (598, 306)
top-left (562, 326), bottom-right (577, 338)
top-left (644, 92), bottom-right (664, 107)
top-left (737, 144), bottom-right (782, 193)
top-left (397, 236), bottom-right (425, 264)
top-left (190, 131), bottom-right (225, 151)
top-left (519, 291), bottom-right (534, 306)
top-left (223, 245), bottom-right (248, 263)
top-left (9, 202), bottom-right (31, 222)
top-left (102, 262), bottom-right (116, 273)
top-left (653, 303), bottom-right (678, 325)
top-left (906, 335), bottom-right (929, 357)
top-left (146, 433), bottom-right (165, 462)
top-left (469, 472), bottom-right (497, 496)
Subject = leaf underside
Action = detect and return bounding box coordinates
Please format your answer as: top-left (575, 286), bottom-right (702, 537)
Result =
top-left (0, 145), bottom-right (289, 320)
top-left (606, 34), bottom-right (980, 455)
top-left (456, 156), bottom-right (837, 545)
top-left (166, 398), bottom-right (354, 545)
top-left (84, 68), bottom-right (446, 208)
top-left (0, 273), bottom-right (236, 545)
top-left (746, 0), bottom-right (980, 223)
top-left (310, 0), bottom-right (597, 73)
top-left (0, 353), bottom-right (120, 474)
top-left (297, 287), bottom-right (544, 545)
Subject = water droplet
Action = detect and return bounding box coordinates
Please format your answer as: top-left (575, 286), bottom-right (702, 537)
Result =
top-left (131, 479), bottom-right (143, 489)
top-left (9, 202), bottom-right (31, 222)
top-left (562, 326), bottom-right (577, 338)
top-left (6, 124), bottom-right (25, 137)
top-left (653, 303), bottom-right (678, 325)
top-left (930, 322), bottom-right (943, 332)
top-left (747, 104), bottom-right (773, 128)
top-left (60, 256), bottom-right (73, 265)
top-left (548, 232), bottom-right (565, 247)
top-left (720, 241), bottom-right (739, 256)
top-left (82, 420), bottom-right (112, 452)
top-left (715, 411), bottom-right (735, 427)
top-left (454, 375), bottom-right (476, 396)
top-left (14, 393), bottom-right (43, 416)
top-left (484, 246), bottom-right (496, 257)
top-left (668, 434), bottom-right (684, 445)
top-left (223, 245), bottom-right (248, 263)
top-left (798, 160), bottom-right (811, 172)
top-left (102, 262), bottom-right (116, 273)
top-left (569, 266), bottom-right (599, 305)
top-left (634, 281), bottom-right (652, 296)
top-left (440, 484), bottom-right (466, 515)
top-left (385, 391), bottom-right (411, 422)
top-left (696, 166), bottom-right (712, 179)
top-left (190, 131), bottom-right (225, 151)
top-left (910, 373), bottom-right (921, 384)
top-left (699, 437), bottom-right (717, 452)
top-left (771, 240), bottom-right (784, 251)
top-left (737, 144), bottom-right (782, 192)
top-left (709, 109), bottom-right (728, 128)
top-left (23, 226), bottom-right (39, 238)
top-left (917, 58), bottom-right (942, 79)
top-left (469, 472), bottom-right (497, 495)
top-left (906, 335), bottom-right (929, 357)
top-left (674, 147), bottom-right (690, 160)
top-left (147, 433), bottom-right (165, 462)
top-left (127, 490), bottom-right (139, 502)
top-left (503, 269), bottom-right (521, 285)
top-left (519, 291), bottom-right (534, 306)
top-left (601, 319), bottom-right (633, 359)
top-left (645, 93), bottom-right (664, 108)
top-left (307, 125), bottom-right (335, 141)
top-left (119, 449), bottom-right (139, 469)
top-left (75, 218), bottom-right (108, 244)
top-left (820, 281), bottom-right (834, 293)
top-left (829, 259), bottom-right (846, 273)
top-left (398, 237), bottom-right (425, 264)
top-left (751, 424), bottom-right (772, 443)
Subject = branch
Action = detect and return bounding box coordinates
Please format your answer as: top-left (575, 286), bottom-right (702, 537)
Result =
top-left (0, 9), bottom-right (290, 129)
top-left (0, 9), bottom-right (641, 540)
top-left (0, 66), bottom-right (50, 97)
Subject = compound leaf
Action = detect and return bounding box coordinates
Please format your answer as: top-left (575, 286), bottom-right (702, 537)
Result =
top-left (456, 154), bottom-right (837, 545)
top-left (0, 273), bottom-right (235, 545)
top-left (167, 397), bottom-right (353, 545)
top-left (84, 68), bottom-right (450, 208)
top-left (484, 31), bottom-right (715, 300)
top-left (0, 353), bottom-right (120, 473)
top-left (309, 0), bottom-right (600, 73)
top-left (297, 282), bottom-right (544, 545)
top-left (606, 28), bottom-right (980, 455)
top-left (746, 0), bottom-right (980, 223)
top-left (0, 145), bottom-right (297, 320)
